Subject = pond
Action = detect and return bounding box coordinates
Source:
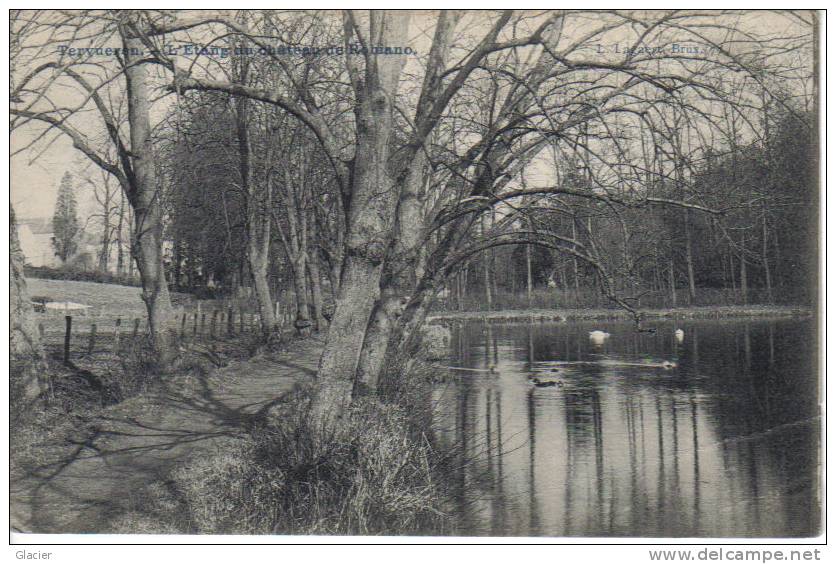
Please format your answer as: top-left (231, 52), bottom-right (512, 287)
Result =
top-left (431, 318), bottom-right (820, 537)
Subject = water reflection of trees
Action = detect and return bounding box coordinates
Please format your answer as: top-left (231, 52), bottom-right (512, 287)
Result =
top-left (434, 319), bottom-right (819, 537)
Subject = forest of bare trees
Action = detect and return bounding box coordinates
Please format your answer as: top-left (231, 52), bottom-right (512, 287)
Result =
top-left (10, 9), bottom-right (816, 430)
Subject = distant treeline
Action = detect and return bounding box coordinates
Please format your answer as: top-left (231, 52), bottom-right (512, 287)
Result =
top-left (158, 105), bottom-right (815, 313)
top-left (444, 110), bottom-right (817, 311)
top-left (33, 109), bottom-right (815, 317)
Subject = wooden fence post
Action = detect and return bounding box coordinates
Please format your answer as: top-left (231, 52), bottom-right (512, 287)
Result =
top-left (180, 310), bottom-right (187, 338)
top-left (193, 311), bottom-right (198, 336)
top-left (87, 323), bottom-right (97, 357)
top-left (132, 318), bottom-right (141, 342)
top-left (210, 310), bottom-right (218, 338)
top-left (63, 315), bottom-right (72, 365)
top-left (38, 323), bottom-right (45, 340)
top-left (114, 318), bottom-right (122, 354)
top-left (227, 306), bottom-right (234, 335)
top-left (239, 310), bottom-right (245, 334)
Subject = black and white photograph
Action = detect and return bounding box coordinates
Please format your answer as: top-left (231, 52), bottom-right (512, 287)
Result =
top-left (8, 8), bottom-right (823, 545)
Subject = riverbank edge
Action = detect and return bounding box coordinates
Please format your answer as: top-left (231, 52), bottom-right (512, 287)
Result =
top-left (427, 305), bottom-right (814, 324)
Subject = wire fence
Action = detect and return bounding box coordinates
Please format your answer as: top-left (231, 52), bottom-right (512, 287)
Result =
top-left (35, 301), bottom-right (297, 365)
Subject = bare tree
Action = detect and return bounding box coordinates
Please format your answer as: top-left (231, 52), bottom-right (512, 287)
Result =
top-left (11, 11), bottom-right (177, 362)
top-left (79, 165), bottom-right (120, 272)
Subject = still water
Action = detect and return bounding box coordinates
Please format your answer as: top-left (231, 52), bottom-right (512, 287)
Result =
top-left (431, 318), bottom-right (820, 537)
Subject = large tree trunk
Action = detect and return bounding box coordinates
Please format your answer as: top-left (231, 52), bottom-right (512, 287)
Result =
top-left (357, 11), bottom-right (565, 392)
top-left (277, 224), bottom-right (313, 336)
top-left (327, 259), bottom-right (341, 301)
top-left (10, 206), bottom-right (47, 402)
top-left (312, 248), bottom-right (388, 424)
top-left (376, 269), bottom-right (447, 397)
top-left (355, 152), bottom-right (427, 393)
top-left (276, 162), bottom-right (313, 336)
top-left (251, 248), bottom-right (274, 334)
top-left (123, 34), bottom-right (175, 364)
top-left (310, 12), bottom-right (410, 428)
top-left (354, 291), bottom-right (400, 395)
top-left (370, 187), bottom-right (483, 396)
top-left (307, 249), bottom-right (327, 331)
top-left (321, 200), bottom-right (345, 301)
top-left (248, 206), bottom-right (275, 338)
top-left (115, 192), bottom-right (126, 276)
top-left (236, 90), bottom-right (276, 337)
top-left (291, 253), bottom-right (312, 335)
top-left (305, 206), bottom-right (327, 331)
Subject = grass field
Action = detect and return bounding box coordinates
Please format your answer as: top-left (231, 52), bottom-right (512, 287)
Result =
top-left (28, 278), bottom-right (151, 315)
top-left (27, 278), bottom-right (199, 351)
top-left (26, 277), bottom-right (276, 364)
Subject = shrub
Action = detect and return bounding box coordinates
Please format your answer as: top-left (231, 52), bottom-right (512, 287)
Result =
top-left (419, 325), bottom-right (451, 361)
top-left (24, 264), bottom-right (141, 287)
top-left (99, 338), bottom-right (165, 402)
top-left (168, 387), bottom-right (450, 535)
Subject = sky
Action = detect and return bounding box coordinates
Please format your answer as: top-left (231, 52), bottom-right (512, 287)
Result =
top-left (11, 129), bottom-right (114, 226)
top-left (12, 132), bottom-right (80, 220)
top-left (9, 10), bottom-right (814, 224)
top-left (9, 10), bottom-right (528, 222)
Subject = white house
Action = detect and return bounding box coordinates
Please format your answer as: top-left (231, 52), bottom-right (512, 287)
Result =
top-left (17, 218), bottom-right (59, 268)
top-left (17, 217), bottom-right (105, 270)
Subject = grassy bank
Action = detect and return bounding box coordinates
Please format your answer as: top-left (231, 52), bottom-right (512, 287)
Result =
top-left (109, 385), bottom-right (451, 535)
top-left (27, 277), bottom-right (195, 314)
top-left (428, 304), bottom-right (814, 324)
top-left (13, 325), bottom-right (452, 535)
top-left (10, 329), bottom-right (268, 483)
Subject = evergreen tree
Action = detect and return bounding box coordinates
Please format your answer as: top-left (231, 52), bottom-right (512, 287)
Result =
top-left (51, 171), bottom-right (79, 263)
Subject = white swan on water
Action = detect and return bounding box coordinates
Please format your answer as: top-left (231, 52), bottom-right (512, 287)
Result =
top-left (674, 328), bottom-right (685, 343)
top-left (589, 330), bottom-right (610, 345)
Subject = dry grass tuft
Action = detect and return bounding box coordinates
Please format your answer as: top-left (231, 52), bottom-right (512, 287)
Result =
top-left (145, 387), bottom-right (451, 535)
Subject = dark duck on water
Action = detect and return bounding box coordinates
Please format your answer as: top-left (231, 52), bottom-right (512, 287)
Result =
top-left (530, 378), bottom-right (562, 388)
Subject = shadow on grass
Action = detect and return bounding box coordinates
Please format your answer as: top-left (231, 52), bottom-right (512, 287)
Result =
top-left (12, 345), bottom-right (318, 534)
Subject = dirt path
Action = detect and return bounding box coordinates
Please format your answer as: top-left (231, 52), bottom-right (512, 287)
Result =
top-left (11, 337), bottom-right (324, 534)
